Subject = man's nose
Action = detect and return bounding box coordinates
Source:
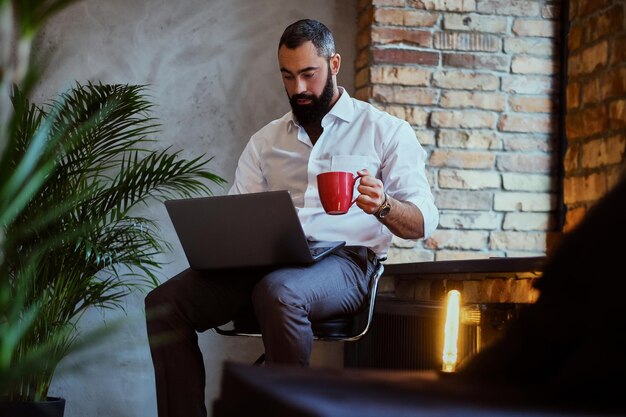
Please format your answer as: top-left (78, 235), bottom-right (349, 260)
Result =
top-left (294, 77), bottom-right (307, 95)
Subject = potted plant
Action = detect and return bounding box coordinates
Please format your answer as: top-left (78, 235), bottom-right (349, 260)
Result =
top-left (0, 1), bottom-right (226, 414)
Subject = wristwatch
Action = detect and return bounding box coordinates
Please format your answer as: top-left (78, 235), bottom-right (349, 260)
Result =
top-left (375, 193), bottom-right (391, 219)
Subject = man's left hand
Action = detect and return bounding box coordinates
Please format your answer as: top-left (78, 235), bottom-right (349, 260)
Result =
top-left (355, 169), bottom-right (385, 215)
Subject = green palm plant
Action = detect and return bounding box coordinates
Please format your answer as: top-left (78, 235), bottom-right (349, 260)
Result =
top-left (2, 81), bottom-right (226, 402)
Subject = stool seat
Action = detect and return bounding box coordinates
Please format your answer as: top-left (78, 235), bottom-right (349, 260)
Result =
top-left (214, 262), bottom-right (385, 363)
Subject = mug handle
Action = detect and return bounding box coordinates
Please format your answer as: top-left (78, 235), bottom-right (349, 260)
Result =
top-left (350, 172), bottom-right (365, 206)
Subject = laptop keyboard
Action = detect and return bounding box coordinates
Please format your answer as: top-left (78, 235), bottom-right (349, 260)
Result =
top-left (310, 246), bottom-right (332, 258)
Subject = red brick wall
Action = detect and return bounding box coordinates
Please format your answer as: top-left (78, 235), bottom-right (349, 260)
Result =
top-left (564, 0), bottom-right (626, 232)
top-left (356, 0), bottom-right (562, 262)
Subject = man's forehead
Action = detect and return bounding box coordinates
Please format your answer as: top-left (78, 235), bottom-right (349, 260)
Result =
top-left (278, 42), bottom-right (325, 70)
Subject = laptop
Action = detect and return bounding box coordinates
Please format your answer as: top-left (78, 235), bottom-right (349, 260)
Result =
top-left (164, 190), bottom-right (346, 270)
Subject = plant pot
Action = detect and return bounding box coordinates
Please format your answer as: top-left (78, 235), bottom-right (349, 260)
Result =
top-left (0, 396), bottom-right (65, 417)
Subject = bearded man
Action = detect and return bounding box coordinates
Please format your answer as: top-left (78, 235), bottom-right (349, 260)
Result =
top-left (145, 19), bottom-right (438, 417)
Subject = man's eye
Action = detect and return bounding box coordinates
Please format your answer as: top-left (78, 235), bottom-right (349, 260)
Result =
top-left (303, 73), bottom-right (315, 79)
top-left (282, 74), bottom-right (294, 80)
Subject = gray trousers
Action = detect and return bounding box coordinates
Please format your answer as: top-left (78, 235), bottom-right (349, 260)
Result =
top-left (145, 246), bottom-right (375, 417)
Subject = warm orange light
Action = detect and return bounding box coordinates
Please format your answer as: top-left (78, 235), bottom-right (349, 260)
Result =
top-left (442, 289), bottom-right (461, 373)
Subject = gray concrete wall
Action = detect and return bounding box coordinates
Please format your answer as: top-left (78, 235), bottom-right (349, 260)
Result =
top-left (33, 1), bottom-right (357, 416)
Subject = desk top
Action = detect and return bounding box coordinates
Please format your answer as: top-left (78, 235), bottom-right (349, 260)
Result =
top-left (383, 256), bottom-right (547, 277)
top-left (215, 361), bottom-right (622, 417)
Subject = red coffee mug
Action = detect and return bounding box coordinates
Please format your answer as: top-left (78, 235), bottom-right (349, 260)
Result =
top-left (317, 171), bottom-right (363, 215)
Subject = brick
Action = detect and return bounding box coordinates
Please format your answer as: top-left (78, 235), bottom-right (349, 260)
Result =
top-left (437, 129), bottom-right (502, 149)
top-left (358, 7), bottom-right (374, 32)
top-left (372, 48), bottom-right (439, 65)
top-left (372, 0), bottom-right (406, 6)
top-left (433, 70), bottom-right (498, 90)
top-left (439, 211), bottom-right (501, 229)
top-left (498, 113), bottom-right (556, 133)
top-left (502, 75), bottom-right (556, 94)
top-left (503, 212), bottom-right (555, 231)
top-left (435, 251), bottom-right (499, 261)
top-left (565, 106), bottom-right (609, 139)
top-left (604, 67), bottom-right (626, 99)
top-left (582, 78), bottom-right (604, 105)
top-left (380, 105), bottom-right (430, 125)
top-left (569, 0), bottom-right (578, 20)
top-left (431, 110), bottom-right (496, 128)
top-left (354, 87), bottom-right (372, 101)
top-left (609, 99), bottom-right (626, 129)
top-left (511, 56), bottom-right (558, 75)
top-left (568, 23), bottom-right (582, 52)
top-left (489, 231), bottom-right (547, 252)
top-left (425, 229), bottom-right (488, 250)
top-left (357, 29), bottom-right (372, 51)
top-left (370, 65), bottom-right (432, 85)
top-left (429, 149), bottom-right (496, 168)
top-left (494, 192), bottom-right (556, 211)
top-left (611, 33), bottom-right (626, 65)
top-left (439, 169), bottom-right (501, 189)
top-left (504, 37), bottom-right (555, 56)
top-left (502, 173), bottom-right (557, 192)
top-left (443, 13), bottom-right (507, 33)
top-left (496, 153), bottom-right (554, 174)
top-left (372, 85), bottom-right (439, 105)
top-left (584, 5), bottom-right (623, 44)
top-left (415, 128), bottom-right (436, 146)
top-left (440, 91), bottom-right (506, 111)
top-left (434, 189), bottom-right (493, 209)
top-left (442, 52), bottom-right (509, 71)
top-left (563, 143), bottom-right (579, 173)
top-left (434, 32), bottom-right (500, 52)
top-left (355, 67), bottom-right (370, 89)
top-left (512, 19), bottom-right (558, 37)
top-left (567, 81), bottom-right (581, 109)
top-left (563, 173), bottom-right (608, 205)
top-left (508, 96), bottom-right (557, 113)
top-left (372, 27), bottom-right (432, 47)
top-left (578, 0), bottom-right (611, 17)
top-left (567, 52), bottom-right (583, 77)
top-left (355, 49), bottom-right (372, 71)
top-left (501, 133), bottom-right (553, 152)
top-left (391, 235), bottom-right (418, 248)
top-left (410, 0), bottom-right (476, 12)
top-left (581, 40), bottom-right (609, 74)
top-left (374, 9), bottom-right (439, 27)
top-left (607, 167), bottom-right (625, 190)
top-left (563, 205), bottom-right (586, 233)
top-left (476, 0), bottom-right (540, 16)
top-left (541, 4), bottom-right (561, 20)
top-left (581, 136), bottom-right (626, 169)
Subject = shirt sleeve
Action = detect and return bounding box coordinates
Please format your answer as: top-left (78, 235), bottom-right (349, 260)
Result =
top-left (228, 137), bottom-right (267, 195)
top-left (381, 120), bottom-right (439, 239)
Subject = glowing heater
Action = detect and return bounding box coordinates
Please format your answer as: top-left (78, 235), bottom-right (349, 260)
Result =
top-left (442, 290), bottom-right (461, 373)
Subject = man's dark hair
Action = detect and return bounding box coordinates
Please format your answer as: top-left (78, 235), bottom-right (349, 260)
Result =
top-left (279, 19), bottom-right (336, 59)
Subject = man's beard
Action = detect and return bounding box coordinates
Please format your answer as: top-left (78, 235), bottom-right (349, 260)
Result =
top-left (288, 69), bottom-right (334, 125)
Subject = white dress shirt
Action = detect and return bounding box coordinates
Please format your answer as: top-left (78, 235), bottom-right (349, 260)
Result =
top-left (229, 89), bottom-right (438, 257)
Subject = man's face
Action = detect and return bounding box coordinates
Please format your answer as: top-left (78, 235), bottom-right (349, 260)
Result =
top-left (278, 41), bottom-right (339, 124)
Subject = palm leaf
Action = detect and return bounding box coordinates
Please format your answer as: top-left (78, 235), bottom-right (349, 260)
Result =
top-left (3, 81), bottom-right (226, 401)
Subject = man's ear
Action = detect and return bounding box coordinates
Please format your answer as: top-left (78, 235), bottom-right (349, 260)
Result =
top-left (330, 53), bottom-right (341, 76)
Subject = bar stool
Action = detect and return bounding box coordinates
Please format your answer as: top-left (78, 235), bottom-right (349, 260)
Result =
top-left (214, 261), bottom-right (385, 365)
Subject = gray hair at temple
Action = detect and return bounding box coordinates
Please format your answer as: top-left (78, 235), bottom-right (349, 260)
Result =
top-left (278, 19), bottom-right (336, 59)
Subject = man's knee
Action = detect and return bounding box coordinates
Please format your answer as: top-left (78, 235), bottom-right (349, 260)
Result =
top-left (252, 276), bottom-right (302, 317)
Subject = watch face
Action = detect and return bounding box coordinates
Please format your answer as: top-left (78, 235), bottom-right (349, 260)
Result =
top-left (378, 205), bottom-right (391, 218)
